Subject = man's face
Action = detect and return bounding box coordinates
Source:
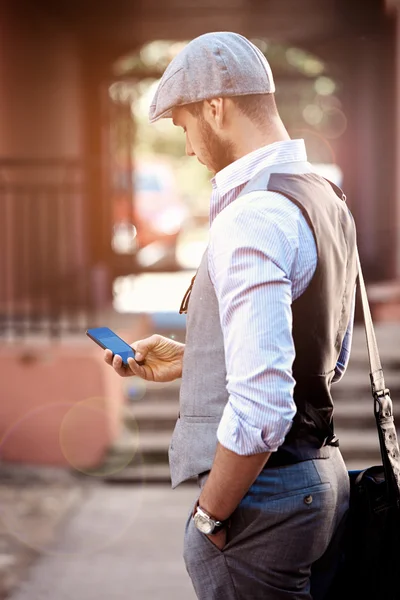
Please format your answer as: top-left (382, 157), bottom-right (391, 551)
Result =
top-left (172, 104), bottom-right (235, 175)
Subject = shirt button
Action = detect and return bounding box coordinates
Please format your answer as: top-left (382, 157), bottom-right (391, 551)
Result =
top-left (304, 495), bottom-right (313, 505)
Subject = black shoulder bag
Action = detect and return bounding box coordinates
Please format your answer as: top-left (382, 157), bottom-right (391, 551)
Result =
top-left (327, 251), bottom-right (400, 600)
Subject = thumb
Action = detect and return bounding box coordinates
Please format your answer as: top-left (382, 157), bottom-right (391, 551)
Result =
top-left (132, 344), bottom-right (144, 361)
top-left (131, 336), bottom-right (156, 361)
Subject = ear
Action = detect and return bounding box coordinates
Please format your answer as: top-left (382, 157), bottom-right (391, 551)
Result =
top-left (203, 98), bottom-right (225, 129)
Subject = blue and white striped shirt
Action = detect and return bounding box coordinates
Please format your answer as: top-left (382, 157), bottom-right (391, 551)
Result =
top-left (208, 139), bottom-right (355, 456)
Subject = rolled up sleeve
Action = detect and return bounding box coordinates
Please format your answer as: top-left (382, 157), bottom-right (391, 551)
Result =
top-left (209, 198), bottom-right (300, 455)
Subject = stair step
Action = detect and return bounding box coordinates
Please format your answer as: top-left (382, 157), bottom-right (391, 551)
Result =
top-left (98, 453), bottom-right (385, 485)
top-left (333, 428), bottom-right (389, 449)
top-left (122, 378), bottom-right (181, 403)
top-left (120, 399), bottom-right (400, 434)
top-left (123, 402), bottom-right (178, 424)
top-left (121, 372), bottom-right (400, 405)
top-left (109, 426), bottom-right (394, 459)
top-left (347, 323), bottom-right (400, 361)
top-left (343, 458), bottom-right (383, 471)
top-left (123, 401), bottom-right (178, 418)
top-left (333, 402), bottom-right (400, 427)
top-left (123, 401), bottom-right (176, 431)
top-left (101, 463), bottom-right (196, 484)
top-left (332, 389), bottom-right (400, 403)
top-left (110, 430), bottom-right (172, 455)
top-left (331, 369), bottom-right (400, 388)
top-left (98, 424), bottom-right (392, 484)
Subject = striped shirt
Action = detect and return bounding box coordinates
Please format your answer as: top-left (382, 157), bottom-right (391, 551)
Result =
top-left (208, 139), bottom-right (355, 456)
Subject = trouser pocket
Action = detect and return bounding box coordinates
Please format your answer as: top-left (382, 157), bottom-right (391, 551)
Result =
top-left (183, 509), bottom-right (238, 600)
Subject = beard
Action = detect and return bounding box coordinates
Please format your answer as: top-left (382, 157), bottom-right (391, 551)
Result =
top-left (198, 117), bottom-right (236, 174)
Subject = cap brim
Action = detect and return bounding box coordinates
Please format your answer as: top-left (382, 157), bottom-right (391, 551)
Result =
top-left (149, 106), bottom-right (173, 123)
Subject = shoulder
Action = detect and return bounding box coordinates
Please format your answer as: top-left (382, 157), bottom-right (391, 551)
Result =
top-left (210, 189), bottom-right (307, 248)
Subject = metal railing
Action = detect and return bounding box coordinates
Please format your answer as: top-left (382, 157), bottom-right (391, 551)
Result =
top-left (0, 159), bottom-right (97, 338)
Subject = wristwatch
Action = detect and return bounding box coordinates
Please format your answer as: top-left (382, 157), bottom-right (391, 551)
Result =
top-left (193, 503), bottom-right (230, 535)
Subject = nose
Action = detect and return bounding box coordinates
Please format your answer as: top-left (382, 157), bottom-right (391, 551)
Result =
top-left (185, 136), bottom-right (195, 157)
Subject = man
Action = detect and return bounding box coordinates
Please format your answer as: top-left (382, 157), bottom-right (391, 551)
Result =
top-left (105, 32), bottom-right (357, 599)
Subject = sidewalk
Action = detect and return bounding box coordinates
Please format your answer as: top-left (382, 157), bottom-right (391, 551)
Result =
top-left (0, 466), bottom-right (86, 600)
top-left (1, 467), bottom-right (197, 600)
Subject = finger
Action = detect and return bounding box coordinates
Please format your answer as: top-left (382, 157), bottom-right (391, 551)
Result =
top-left (127, 357), bottom-right (147, 378)
top-left (104, 349), bottom-right (114, 366)
top-left (112, 354), bottom-right (131, 377)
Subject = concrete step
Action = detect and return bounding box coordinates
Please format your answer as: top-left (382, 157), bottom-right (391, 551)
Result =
top-left (101, 463), bottom-right (196, 485)
top-left (122, 402), bottom-right (178, 432)
top-left (121, 397), bottom-right (400, 433)
top-left (332, 390), bottom-right (400, 404)
top-left (123, 401), bottom-right (179, 419)
top-left (122, 369), bottom-right (400, 395)
top-left (108, 425), bottom-right (393, 463)
top-left (333, 428), bottom-right (390, 453)
top-left (112, 426), bottom-right (397, 469)
top-left (109, 429), bottom-right (172, 454)
top-left (97, 446), bottom-right (385, 485)
top-left (120, 366), bottom-right (400, 404)
top-left (347, 323), bottom-right (400, 361)
top-left (98, 458), bottom-right (385, 484)
top-left (122, 378), bottom-right (181, 403)
top-left (119, 355), bottom-right (400, 397)
top-left (96, 412), bottom-right (393, 483)
top-left (333, 400), bottom-right (400, 429)
top-left (333, 367), bottom-right (400, 387)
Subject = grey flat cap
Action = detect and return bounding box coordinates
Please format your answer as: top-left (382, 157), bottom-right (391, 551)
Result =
top-left (149, 32), bottom-right (275, 123)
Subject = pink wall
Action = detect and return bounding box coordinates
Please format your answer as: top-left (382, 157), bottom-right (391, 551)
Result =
top-left (0, 340), bottom-right (125, 470)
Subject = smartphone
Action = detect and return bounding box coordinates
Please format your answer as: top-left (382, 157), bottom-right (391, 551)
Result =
top-left (86, 327), bottom-right (145, 367)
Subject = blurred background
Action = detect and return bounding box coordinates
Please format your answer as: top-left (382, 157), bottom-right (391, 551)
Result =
top-left (1, 0), bottom-right (400, 598)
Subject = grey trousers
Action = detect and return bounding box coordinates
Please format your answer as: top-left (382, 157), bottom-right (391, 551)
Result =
top-left (183, 449), bottom-right (349, 600)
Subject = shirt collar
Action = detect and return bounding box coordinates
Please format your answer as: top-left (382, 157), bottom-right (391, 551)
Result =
top-left (211, 138), bottom-right (307, 200)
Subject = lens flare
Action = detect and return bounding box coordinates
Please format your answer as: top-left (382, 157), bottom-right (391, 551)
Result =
top-left (59, 397), bottom-right (140, 477)
top-left (0, 402), bottom-right (152, 557)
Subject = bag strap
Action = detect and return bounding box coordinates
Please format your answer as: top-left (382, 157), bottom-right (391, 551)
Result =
top-left (356, 249), bottom-right (400, 499)
top-left (356, 250), bottom-right (386, 394)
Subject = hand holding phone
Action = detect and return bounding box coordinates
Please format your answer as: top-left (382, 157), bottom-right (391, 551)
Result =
top-left (86, 327), bottom-right (145, 367)
top-left (100, 330), bottom-right (185, 383)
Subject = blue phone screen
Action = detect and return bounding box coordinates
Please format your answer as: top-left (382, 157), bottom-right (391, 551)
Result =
top-left (101, 336), bottom-right (132, 353)
top-left (87, 327), bottom-right (135, 365)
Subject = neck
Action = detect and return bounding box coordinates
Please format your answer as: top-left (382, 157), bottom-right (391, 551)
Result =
top-left (232, 118), bottom-right (290, 161)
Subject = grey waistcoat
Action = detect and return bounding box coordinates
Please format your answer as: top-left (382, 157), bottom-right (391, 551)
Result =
top-left (169, 160), bottom-right (357, 488)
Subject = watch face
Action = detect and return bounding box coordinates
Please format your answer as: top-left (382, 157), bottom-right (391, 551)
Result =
top-left (194, 512), bottom-right (214, 535)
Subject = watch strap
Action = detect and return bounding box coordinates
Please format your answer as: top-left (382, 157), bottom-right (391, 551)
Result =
top-left (193, 502), bottom-right (230, 534)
